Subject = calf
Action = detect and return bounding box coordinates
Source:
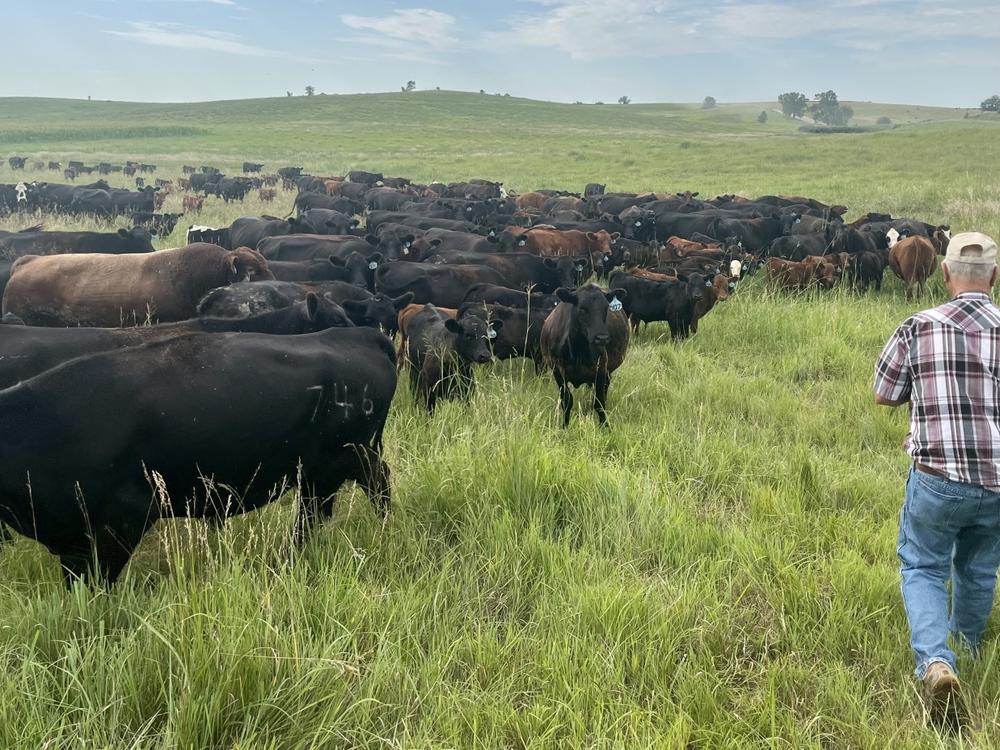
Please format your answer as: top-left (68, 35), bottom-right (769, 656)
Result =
top-left (403, 304), bottom-right (501, 412)
top-left (183, 195), bottom-right (204, 212)
top-left (259, 189), bottom-right (277, 203)
top-left (766, 257), bottom-right (836, 291)
top-left (540, 284), bottom-right (630, 427)
top-left (889, 233), bottom-right (945, 299)
top-left (847, 250), bottom-right (888, 293)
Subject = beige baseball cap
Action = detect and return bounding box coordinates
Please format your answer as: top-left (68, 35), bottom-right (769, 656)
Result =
top-left (946, 232), bottom-right (998, 265)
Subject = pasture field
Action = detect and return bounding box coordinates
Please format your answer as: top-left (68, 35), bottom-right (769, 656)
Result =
top-left (1, 92), bottom-right (1000, 747)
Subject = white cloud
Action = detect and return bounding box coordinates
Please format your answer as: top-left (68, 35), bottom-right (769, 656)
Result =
top-left (488, 0), bottom-right (1000, 60)
top-left (341, 8), bottom-right (458, 59)
top-left (105, 21), bottom-right (287, 57)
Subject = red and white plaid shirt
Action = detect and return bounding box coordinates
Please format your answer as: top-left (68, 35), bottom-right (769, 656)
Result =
top-left (874, 292), bottom-right (1000, 491)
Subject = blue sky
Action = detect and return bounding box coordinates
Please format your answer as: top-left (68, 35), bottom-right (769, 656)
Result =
top-left (3, 0), bottom-right (998, 106)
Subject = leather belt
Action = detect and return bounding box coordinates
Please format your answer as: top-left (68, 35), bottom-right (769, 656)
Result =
top-left (915, 463), bottom-right (947, 479)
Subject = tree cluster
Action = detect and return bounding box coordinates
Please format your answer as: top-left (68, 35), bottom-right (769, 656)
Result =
top-left (982, 95), bottom-right (1000, 112)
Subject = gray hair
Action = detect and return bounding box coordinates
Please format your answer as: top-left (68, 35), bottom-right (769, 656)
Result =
top-left (943, 259), bottom-right (997, 283)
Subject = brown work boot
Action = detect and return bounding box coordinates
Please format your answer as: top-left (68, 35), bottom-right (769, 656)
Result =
top-left (922, 662), bottom-right (966, 732)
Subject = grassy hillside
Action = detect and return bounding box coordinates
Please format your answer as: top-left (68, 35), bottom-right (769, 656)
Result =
top-left (0, 93), bottom-right (999, 747)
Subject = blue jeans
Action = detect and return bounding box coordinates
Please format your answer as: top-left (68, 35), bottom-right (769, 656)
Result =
top-left (898, 467), bottom-right (1000, 678)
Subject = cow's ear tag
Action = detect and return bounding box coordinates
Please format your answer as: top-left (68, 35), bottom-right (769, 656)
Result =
top-left (609, 296), bottom-right (623, 312)
top-left (368, 261), bottom-right (378, 270)
top-left (488, 327), bottom-right (497, 339)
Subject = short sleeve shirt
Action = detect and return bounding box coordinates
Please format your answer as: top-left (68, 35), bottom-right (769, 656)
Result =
top-left (874, 292), bottom-right (1000, 491)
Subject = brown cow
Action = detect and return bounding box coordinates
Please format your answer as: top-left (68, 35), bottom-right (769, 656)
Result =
top-left (515, 192), bottom-right (548, 211)
top-left (521, 228), bottom-right (618, 265)
top-left (3, 243), bottom-right (273, 327)
top-left (691, 274), bottom-right (733, 334)
top-left (153, 192), bottom-right (168, 211)
top-left (183, 195), bottom-right (204, 212)
top-left (259, 189), bottom-right (277, 203)
top-left (766, 257), bottom-right (836, 291)
top-left (889, 232), bottom-right (947, 299)
top-left (324, 179), bottom-right (344, 195)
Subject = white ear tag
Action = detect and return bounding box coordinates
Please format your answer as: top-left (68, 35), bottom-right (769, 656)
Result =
top-left (368, 261), bottom-right (378, 270)
top-left (488, 328), bottom-right (497, 339)
top-left (404, 241), bottom-right (411, 248)
top-left (402, 248), bottom-right (409, 255)
top-left (609, 296), bottom-right (623, 312)
top-left (635, 220), bottom-right (642, 226)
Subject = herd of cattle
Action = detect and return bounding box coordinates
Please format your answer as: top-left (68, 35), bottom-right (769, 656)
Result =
top-left (0, 157), bottom-right (954, 585)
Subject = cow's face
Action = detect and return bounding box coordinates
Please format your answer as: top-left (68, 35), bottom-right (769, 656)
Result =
top-left (230, 247), bottom-right (274, 281)
top-left (446, 314), bottom-right (501, 364)
top-left (557, 285), bottom-right (624, 350)
top-left (343, 292), bottom-right (413, 335)
top-left (302, 293), bottom-right (353, 331)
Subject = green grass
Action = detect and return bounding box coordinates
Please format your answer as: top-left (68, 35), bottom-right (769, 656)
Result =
top-left (1, 92), bottom-right (999, 747)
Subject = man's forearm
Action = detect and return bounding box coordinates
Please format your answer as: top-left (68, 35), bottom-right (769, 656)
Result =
top-left (875, 393), bottom-right (908, 407)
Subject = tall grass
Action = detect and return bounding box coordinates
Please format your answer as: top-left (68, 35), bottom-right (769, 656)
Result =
top-left (0, 94), bottom-right (998, 746)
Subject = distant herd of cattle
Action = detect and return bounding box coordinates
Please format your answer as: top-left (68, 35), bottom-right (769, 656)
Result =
top-left (0, 157), bottom-right (954, 584)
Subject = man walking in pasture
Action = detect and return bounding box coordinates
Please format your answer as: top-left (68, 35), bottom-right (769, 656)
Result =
top-left (874, 232), bottom-right (1000, 730)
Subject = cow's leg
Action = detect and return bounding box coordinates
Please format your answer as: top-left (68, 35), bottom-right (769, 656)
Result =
top-left (554, 370), bottom-right (573, 427)
top-left (357, 441), bottom-right (391, 517)
top-left (594, 370), bottom-right (611, 428)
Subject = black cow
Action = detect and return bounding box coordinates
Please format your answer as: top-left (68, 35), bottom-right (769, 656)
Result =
top-left (539, 285), bottom-right (630, 427)
top-left (292, 191), bottom-right (362, 216)
top-left (216, 177), bottom-right (253, 203)
top-left (0, 294), bottom-right (352, 389)
top-left (403, 305), bottom-right (500, 412)
top-left (297, 209), bottom-right (359, 235)
top-left (0, 227), bottom-right (155, 259)
top-left (229, 216), bottom-right (312, 250)
top-left (0, 326), bottom-right (396, 584)
top-left (348, 170), bottom-right (384, 186)
top-left (609, 270), bottom-right (709, 339)
top-left (376, 263), bottom-right (507, 308)
top-left (197, 280), bottom-right (410, 334)
top-left (132, 212), bottom-right (183, 237)
top-left (463, 283), bottom-right (559, 311)
top-left (243, 162), bottom-right (264, 173)
top-left (847, 250), bottom-right (888, 293)
top-left (425, 250), bottom-right (585, 293)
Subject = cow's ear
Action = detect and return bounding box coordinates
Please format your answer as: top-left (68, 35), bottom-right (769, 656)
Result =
top-left (586, 232), bottom-right (597, 241)
top-left (305, 292), bottom-right (320, 320)
top-left (488, 320), bottom-right (503, 335)
top-left (555, 287), bottom-right (578, 305)
top-left (676, 274), bottom-right (689, 283)
top-left (611, 232), bottom-right (621, 241)
top-left (606, 288), bottom-right (628, 303)
top-left (430, 239), bottom-right (442, 247)
top-left (118, 228), bottom-right (129, 237)
top-left (329, 255), bottom-right (346, 267)
top-left (367, 252), bottom-right (383, 265)
top-left (692, 192), bottom-right (699, 197)
top-left (393, 292), bottom-right (415, 310)
top-left (543, 258), bottom-right (557, 268)
top-left (444, 318), bottom-right (462, 333)
top-left (350, 218), bottom-right (360, 227)
top-left (365, 234), bottom-right (378, 246)
top-left (227, 254), bottom-right (239, 279)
